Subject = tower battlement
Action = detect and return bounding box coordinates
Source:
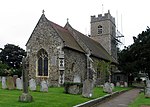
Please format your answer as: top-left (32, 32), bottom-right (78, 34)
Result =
top-left (91, 10), bottom-right (115, 24)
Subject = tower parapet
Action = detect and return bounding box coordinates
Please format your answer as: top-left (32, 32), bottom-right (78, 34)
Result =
top-left (91, 10), bottom-right (115, 25)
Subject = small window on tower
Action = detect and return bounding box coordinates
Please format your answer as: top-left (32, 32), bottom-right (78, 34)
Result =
top-left (98, 25), bottom-right (103, 35)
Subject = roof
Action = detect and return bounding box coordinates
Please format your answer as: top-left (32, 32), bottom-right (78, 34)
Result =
top-left (72, 28), bottom-right (117, 63)
top-left (26, 14), bottom-right (117, 64)
top-left (49, 21), bottom-right (85, 53)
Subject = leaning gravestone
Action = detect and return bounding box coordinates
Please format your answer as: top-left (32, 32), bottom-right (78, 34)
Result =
top-left (145, 80), bottom-right (150, 98)
top-left (16, 78), bottom-right (23, 90)
top-left (7, 76), bottom-right (15, 90)
top-left (29, 78), bottom-right (36, 91)
top-left (40, 80), bottom-right (48, 92)
top-left (2, 77), bottom-right (7, 89)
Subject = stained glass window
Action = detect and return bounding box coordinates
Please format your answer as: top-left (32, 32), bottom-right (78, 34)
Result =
top-left (44, 57), bottom-right (48, 76)
top-left (37, 49), bottom-right (48, 77)
top-left (38, 57), bottom-right (43, 76)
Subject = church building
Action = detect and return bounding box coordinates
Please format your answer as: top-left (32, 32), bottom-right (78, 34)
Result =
top-left (26, 11), bottom-right (117, 86)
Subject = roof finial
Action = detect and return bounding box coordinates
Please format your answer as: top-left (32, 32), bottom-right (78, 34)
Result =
top-left (42, 9), bottom-right (45, 14)
top-left (67, 18), bottom-right (69, 23)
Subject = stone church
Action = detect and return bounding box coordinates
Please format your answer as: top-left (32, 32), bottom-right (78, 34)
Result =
top-left (26, 10), bottom-right (117, 86)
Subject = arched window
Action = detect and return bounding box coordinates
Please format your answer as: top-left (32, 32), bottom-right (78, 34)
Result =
top-left (98, 25), bottom-right (103, 34)
top-left (37, 49), bottom-right (48, 77)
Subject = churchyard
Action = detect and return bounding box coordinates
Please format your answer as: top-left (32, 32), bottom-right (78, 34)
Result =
top-left (0, 80), bottom-right (130, 107)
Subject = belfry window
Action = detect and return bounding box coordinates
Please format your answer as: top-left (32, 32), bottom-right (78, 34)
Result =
top-left (37, 49), bottom-right (48, 77)
top-left (98, 25), bottom-right (103, 34)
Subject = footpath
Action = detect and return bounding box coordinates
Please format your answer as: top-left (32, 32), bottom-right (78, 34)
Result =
top-left (95, 88), bottom-right (140, 107)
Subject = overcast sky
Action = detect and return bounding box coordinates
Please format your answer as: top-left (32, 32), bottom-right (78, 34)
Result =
top-left (0, 0), bottom-right (150, 50)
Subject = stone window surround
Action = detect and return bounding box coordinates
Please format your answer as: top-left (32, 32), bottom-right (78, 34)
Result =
top-left (36, 49), bottom-right (49, 78)
top-left (98, 25), bottom-right (103, 35)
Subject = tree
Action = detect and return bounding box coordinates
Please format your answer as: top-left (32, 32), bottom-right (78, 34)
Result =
top-left (0, 44), bottom-right (26, 76)
top-left (118, 27), bottom-right (150, 79)
top-left (0, 61), bottom-right (9, 76)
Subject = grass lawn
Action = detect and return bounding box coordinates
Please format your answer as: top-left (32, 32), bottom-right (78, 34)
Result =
top-left (0, 83), bottom-right (130, 107)
top-left (128, 92), bottom-right (150, 107)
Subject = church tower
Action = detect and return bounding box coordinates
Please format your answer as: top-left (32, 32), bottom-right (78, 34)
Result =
top-left (90, 10), bottom-right (117, 60)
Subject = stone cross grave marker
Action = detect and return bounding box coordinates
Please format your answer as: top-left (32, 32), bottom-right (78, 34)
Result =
top-left (19, 57), bottom-right (33, 102)
top-left (82, 54), bottom-right (94, 98)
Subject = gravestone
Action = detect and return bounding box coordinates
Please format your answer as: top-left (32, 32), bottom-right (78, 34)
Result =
top-left (124, 82), bottom-right (128, 87)
top-left (120, 81), bottom-right (124, 87)
top-left (0, 76), bottom-right (2, 82)
top-left (7, 76), bottom-right (15, 90)
top-left (16, 78), bottom-right (23, 90)
top-left (73, 74), bottom-right (81, 83)
top-left (13, 75), bottom-right (18, 87)
top-left (68, 85), bottom-right (82, 94)
top-left (82, 79), bottom-right (93, 97)
top-left (145, 80), bottom-right (150, 98)
top-left (116, 82), bottom-right (120, 87)
top-left (19, 57), bottom-right (33, 102)
top-left (103, 82), bottom-right (112, 93)
top-left (2, 77), bottom-right (7, 89)
top-left (110, 83), bottom-right (115, 90)
top-left (29, 78), bottom-right (36, 91)
top-left (40, 80), bottom-right (48, 92)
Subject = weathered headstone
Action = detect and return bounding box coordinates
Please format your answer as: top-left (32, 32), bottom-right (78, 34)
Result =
top-left (40, 80), bottom-right (48, 92)
top-left (2, 77), bottom-right (7, 89)
top-left (110, 83), bottom-right (115, 90)
top-left (16, 78), bottom-right (23, 90)
top-left (73, 74), bottom-right (81, 83)
top-left (19, 57), bottom-right (33, 102)
top-left (103, 82), bottom-right (112, 93)
top-left (7, 76), bottom-right (15, 90)
top-left (13, 75), bottom-right (18, 87)
top-left (29, 78), bottom-right (36, 91)
top-left (124, 82), bottom-right (128, 87)
top-left (82, 79), bottom-right (93, 97)
top-left (120, 81), bottom-right (124, 87)
top-left (67, 85), bottom-right (82, 94)
top-left (0, 76), bottom-right (2, 82)
top-left (116, 82), bottom-right (120, 87)
top-left (145, 80), bottom-right (150, 98)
